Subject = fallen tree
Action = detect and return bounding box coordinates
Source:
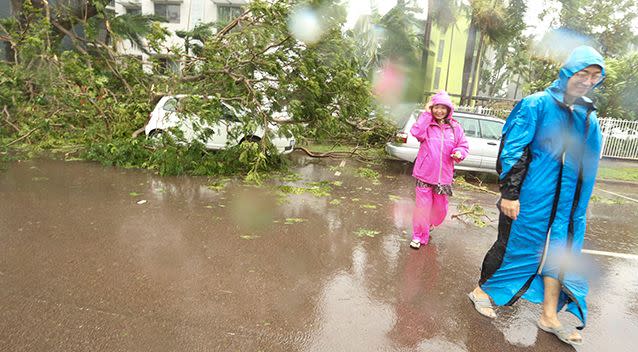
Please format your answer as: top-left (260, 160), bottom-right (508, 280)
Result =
top-left (0, 0), bottom-right (394, 178)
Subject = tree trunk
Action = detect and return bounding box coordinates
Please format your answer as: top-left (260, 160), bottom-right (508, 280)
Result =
top-left (444, 23), bottom-right (455, 91)
top-left (513, 74), bottom-right (521, 99)
top-left (460, 17), bottom-right (477, 105)
top-left (467, 34), bottom-right (485, 101)
top-left (420, 0), bottom-right (434, 98)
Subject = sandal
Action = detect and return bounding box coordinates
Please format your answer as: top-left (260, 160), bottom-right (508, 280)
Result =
top-left (409, 240), bottom-right (421, 249)
top-left (537, 321), bottom-right (583, 346)
top-left (467, 291), bottom-right (496, 319)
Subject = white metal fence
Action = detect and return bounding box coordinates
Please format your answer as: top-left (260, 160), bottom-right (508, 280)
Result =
top-left (456, 107), bottom-right (638, 160)
top-left (456, 105), bottom-right (510, 119)
top-left (599, 118), bottom-right (638, 160)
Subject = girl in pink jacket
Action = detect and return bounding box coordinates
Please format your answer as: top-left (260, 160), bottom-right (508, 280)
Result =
top-left (409, 91), bottom-right (469, 249)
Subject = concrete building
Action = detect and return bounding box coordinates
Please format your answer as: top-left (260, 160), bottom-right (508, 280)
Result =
top-left (109, 0), bottom-right (248, 70)
top-left (423, 15), bottom-right (475, 102)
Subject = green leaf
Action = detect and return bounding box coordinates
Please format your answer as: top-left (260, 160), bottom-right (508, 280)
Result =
top-left (284, 218), bottom-right (307, 225)
top-left (354, 228), bottom-right (380, 238)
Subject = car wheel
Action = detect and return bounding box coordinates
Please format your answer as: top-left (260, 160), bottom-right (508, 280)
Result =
top-left (240, 136), bottom-right (261, 144)
top-left (148, 129), bottom-right (166, 146)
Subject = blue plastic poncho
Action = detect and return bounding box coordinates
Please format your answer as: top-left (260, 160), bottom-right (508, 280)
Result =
top-left (479, 46), bottom-right (606, 329)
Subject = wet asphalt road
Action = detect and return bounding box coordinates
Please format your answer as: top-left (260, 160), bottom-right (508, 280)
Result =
top-left (1, 155), bottom-right (637, 352)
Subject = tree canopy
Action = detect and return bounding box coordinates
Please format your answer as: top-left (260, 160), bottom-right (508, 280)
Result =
top-left (0, 0), bottom-right (394, 178)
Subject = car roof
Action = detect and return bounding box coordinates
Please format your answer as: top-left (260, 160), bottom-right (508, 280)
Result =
top-left (455, 111), bottom-right (505, 123)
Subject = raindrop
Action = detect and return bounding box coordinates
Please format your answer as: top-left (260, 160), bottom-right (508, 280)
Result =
top-left (288, 6), bottom-right (325, 44)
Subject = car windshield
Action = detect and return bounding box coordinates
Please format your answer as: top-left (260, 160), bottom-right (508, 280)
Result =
top-left (480, 120), bottom-right (503, 140)
top-left (456, 117), bottom-right (480, 138)
top-left (163, 98), bottom-right (178, 112)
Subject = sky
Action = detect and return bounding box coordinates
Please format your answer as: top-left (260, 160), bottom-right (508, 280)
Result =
top-left (345, 0), bottom-right (428, 28)
top-left (344, 0), bottom-right (560, 39)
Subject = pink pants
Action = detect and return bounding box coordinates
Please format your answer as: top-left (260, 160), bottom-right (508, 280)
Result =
top-left (412, 186), bottom-right (449, 244)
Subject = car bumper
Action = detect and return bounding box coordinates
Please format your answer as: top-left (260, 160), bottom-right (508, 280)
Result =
top-left (274, 138), bottom-right (296, 154)
top-left (385, 143), bottom-right (417, 162)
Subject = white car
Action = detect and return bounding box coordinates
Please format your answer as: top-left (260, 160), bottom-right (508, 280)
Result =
top-left (607, 127), bottom-right (638, 141)
top-left (144, 95), bottom-right (295, 154)
top-left (385, 110), bottom-right (505, 174)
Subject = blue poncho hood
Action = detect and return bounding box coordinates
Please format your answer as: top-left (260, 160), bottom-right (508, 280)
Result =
top-left (548, 45), bottom-right (606, 102)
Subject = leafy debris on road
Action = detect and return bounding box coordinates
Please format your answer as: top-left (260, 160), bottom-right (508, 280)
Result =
top-left (354, 228), bottom-right (380, 238)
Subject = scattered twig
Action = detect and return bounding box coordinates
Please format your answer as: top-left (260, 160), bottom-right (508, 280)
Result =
top-left (293, 146), bottom-right (376, 163)
top-left (456, 177), bottom-right (499, 195)
top-left (2, 105), bottom-right (20, 132)
top-left (216, 10), bottom-right (253, 38)
top-left (86, 97), bottom-right (111, 133)
top-left (451, 211), bottom-right (475, 219)
top-left (50, 20), bottom-right (89, 56)
top-left (6, 127), bottom-right (37, 146)
top-left (132, 127), bottom-right (145, 138)
top-left (345, 119), bottom-right (374, 131)
top-left (451, 201), bottom-right (495, 228)
top-left (294, 146), bottom-right (333, 158)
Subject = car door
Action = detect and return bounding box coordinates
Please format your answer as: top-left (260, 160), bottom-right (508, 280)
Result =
top-left (163, 97), bottom-right (199, 143)
top-left (455, 116), bottom-right (482, 168)
top-left (203, 118), bottom-right (228, 150)
top-left (204, 104), bottom-right (241, 149)
top-left (478, 119), bottom-right (504, 170)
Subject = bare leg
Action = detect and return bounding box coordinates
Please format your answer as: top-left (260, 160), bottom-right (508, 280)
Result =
top-left (538, 276), bottom-right (581, 343)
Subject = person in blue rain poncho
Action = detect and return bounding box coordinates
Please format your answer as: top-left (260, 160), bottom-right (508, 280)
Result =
top-left (467, 46), bottom-right (606, 346)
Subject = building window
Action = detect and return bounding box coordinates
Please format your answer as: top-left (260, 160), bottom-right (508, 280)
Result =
top-left (433, 67), bottom-right (442, 90)
top-left (218, 5), bottom-right (243, 24)
top-left (437, 40), bottom-right (445, 62)
top-left (154, 3), bottom-right (181, 24)
top-left (129, 39), bottom-right (141, 51)
top-left (154, 56), bottom-right (179, 75)
top-left (126, 7), bottom-right (141, 16)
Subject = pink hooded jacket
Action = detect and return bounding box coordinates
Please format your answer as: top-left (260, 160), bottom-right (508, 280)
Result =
top-left (410, 91), bottom-right (469, 185)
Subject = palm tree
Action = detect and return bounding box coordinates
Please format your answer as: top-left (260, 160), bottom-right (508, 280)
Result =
top-left (377, 1), bottom-right (422, 66)
top-left (110, 13), bottom-right (165, 55)
top-left (479, 0), bottom-right (528, 98)
top-left (460, 0), bottom-right (510, 104)
top-left (175, 22), bottom-right (215, 57)
top-left (347, 0), bottom-right (422, 77)
top-left (349, 14), bottom-right (383, 76)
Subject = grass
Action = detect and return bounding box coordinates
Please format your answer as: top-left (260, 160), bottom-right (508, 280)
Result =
top-left (597, 167), bottom-right (638, 182)
top-left (303, 144), bottom-right (356, 153)
top-left (303, 143), bottom-right (387, 163)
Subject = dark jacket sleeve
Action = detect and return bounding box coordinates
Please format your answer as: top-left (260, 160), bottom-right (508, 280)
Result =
top-left (497, 99), bottom-right (538, 200)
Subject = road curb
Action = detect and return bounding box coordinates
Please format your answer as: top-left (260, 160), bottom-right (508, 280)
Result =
top-left (596, 178), bottom-right (638, 186)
